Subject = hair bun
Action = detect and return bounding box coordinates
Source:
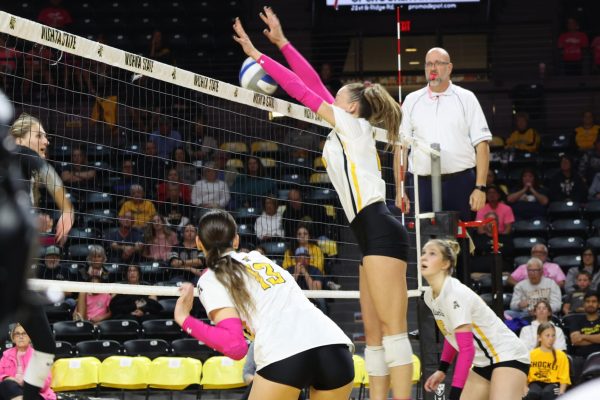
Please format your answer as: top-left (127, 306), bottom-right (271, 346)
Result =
top-left (446, 240), bottom-right (461, 256)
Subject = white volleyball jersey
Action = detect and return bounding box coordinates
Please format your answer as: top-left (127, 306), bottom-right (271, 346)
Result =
top-left (197, 250), bottom-right (352, 370)
top-left (423, 277), bottom-right (529, 367)
top-left (322, 105), bottom-right (386, 223)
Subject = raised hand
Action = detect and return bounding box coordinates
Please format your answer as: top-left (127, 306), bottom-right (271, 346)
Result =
top-left (232, 17), bottom-right (261, 60)
top-left (259, 6), bottom-right (288, 48)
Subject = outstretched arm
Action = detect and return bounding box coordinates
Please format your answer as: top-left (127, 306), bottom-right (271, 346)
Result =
top-left (38, 161), bottom-right (74, 245)
top-left (260, 6), bottom-right (335, 104)
top-left (233, 18), bottom-right (336, 126)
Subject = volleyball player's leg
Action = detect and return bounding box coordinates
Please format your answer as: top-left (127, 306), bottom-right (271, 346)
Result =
top-left (363, 256), bottom-right (412, 399)
top-left (309, 381), bottom-right (353, 400)
top-left (460, 370), bottom-right (490, 400)
top-left (248, 374), bottom-right (303, 400)
top-left (359, 265), bottom-right (391, 400)
top-left (489, 367), bottom-right (528, 400)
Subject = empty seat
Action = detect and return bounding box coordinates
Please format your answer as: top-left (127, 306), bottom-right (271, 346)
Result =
top-left (586, 236), bottom-right (600, 251)
top-left (148, 356), bottom-right (202, 391)
top-left (200, 356), bottom-right (247, 390)
top-left (547, 201), bottom-right (581, 219)
top-left (309, 172), bottom-right (332, 185)
top-left (86, 192), bottom-right (114, 209)
top-left (234, 207), bottom-right (262, 224)
top-left (76, 340), bottom-right (123, 361)
top-left (67, 244), bottom-right (92, 262)
top-left (584, 201), bottom-right (600, 220)
top-left (53, 321), bottom-right (96, 344)
top-left (220, 142), bottom-right (248, 154)
top-left (96, 319), bottom-right (140, 343)
top-left (99, 355), bottom-right (150, 390)
top-left (553, 255), bottom-right (581, 271)
top-left (171, 338), bottom-right (216, 362)
top-left (308, 188), bottom-right (337, 203)
top-left (55, 341), bottom-right (74, 359)
top-left (549, 219), bottom-right (589, 237)
top-left (512, 237), bottom-right (545, 255)
top-left (280, 173), bottom-right (307, 188)
top-left (124, 339), bottom-right (171, 359)
top-left (51, 357), bottom-right (101, 392)
top-left (541, 133), bottom-right (574, 153)
top-left (158, 298), bottom-right (177, 318)
top-left (139, 261), bottom-right (166, 283)
top-left (581, 351), bottom-right (600, 381)
top-left (512, 219), bottom-right (548, 238)
top-left (251, 141), bottom-right (279, 158)
top-left (83, 209), bottom-right (117, 229)
top-left (260, 241), bottom-right (287, 257)
top-left (142, 319), bottom-right (182, 341)
top-left (548, 236), bottom-right (585, 255)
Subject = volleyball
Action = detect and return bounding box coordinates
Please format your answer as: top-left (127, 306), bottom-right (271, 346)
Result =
top-left (239, 57), bottom-right (278, 95)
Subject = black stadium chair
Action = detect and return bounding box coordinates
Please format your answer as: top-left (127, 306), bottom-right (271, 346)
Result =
top-left (55, 341), bottom-right (74, 359)
top-left (96, 319), bottom-right (140, 343)
top-left (123, 339), bottom-right (170, 359)
top-left (53, 321), bottom-right (96, 344)
top-left (68, 244), bottom-right (92, 262)
top-left (586, 236), bottom-right (600, 251)
top-left (171, 338), bottom-right (216, 362)
top-left (44, 301), bottom-right (74, 323)
top-left (142, 319), bottom-right (183, 342)
top-left (547, 201), bottom-right (582, 220)
top-left (581, 351), bottom-right (600, 381)
top-left (552, 255), bottom-right (581, 272)
top-left (548, 236), bottom-right (585, 256)
top-left (584, 201), bottom-right (600, 220)
top-left (512, 219), bottom-right (548, 238)
top-left (513, 255), bottom-right (531, 268)
top-left (158, 298), bottom-right (177, 318)
top-left (549, 218), bottom-right (589, 238)
top-left (512, 237), bottom-right (545, 256)
top-left (76, 340), bottom-right (123, 361)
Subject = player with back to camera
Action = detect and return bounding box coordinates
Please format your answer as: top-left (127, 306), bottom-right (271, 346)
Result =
top-left (173, 210), bottom-right (353, 400)
top-left (421, 239), bottom-right (530, 400)
top-left (232, 7), bottom-right (412, 400)
top-left (8, 113), bottom-right (75, 400)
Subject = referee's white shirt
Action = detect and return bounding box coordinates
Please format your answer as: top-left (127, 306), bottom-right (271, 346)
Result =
top-left (322, 106), bottom-right (386, 223)
top-left (400, 82), bottom-right (492, 175)
top-left (197, 250), bottom-right (352, 370)
top-left (424, 276), bottom-right (530, 367)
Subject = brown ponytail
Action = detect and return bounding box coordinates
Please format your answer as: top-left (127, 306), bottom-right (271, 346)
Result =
top-left (198, 210), bottom-right (254, 320)
top-left (345, 82), bottom-right (402, 152)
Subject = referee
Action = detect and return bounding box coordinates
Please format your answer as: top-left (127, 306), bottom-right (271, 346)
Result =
top-left (397, 47), bottom-right (491, 221)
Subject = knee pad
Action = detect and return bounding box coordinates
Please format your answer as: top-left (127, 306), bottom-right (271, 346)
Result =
top-left (382, 333), bottom-right (413, 368)
top-left (364, 345), bottom-right (389, 376)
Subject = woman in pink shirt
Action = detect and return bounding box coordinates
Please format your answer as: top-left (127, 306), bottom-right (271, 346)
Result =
top-left (0, 324), bottom-right (55, 400)
top-left (143, 214), bottom-right (179, 262)
top-left (74, 276), bottom-right (113, 324)
top-left (475, 185), bottom-right (515, 235)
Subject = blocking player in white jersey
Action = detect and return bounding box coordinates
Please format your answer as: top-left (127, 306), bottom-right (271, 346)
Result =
top-left (233, 9), bottom-right (413, 400)
top-left (173, 210), bottom-right (354, 400)
top-left (421, 239), bottom-right (530, 400)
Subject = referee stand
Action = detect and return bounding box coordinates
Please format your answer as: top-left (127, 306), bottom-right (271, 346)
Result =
top-left (412, 143), bottom-right (504, 399)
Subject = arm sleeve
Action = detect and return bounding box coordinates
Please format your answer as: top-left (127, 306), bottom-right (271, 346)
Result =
top-left (438, 338), bottom-right (458, 373)
top-left (451, 331), bottom-right (475, 389)
top-left (280, 43), bottom-right (335, 104)
top-left (257, 54), bottom-right (325, 113)
top-left (181, 317), bottom-right (248, 360)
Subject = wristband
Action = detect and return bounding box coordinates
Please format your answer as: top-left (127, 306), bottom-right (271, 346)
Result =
top-left (438, 361), bottom-right (451, 374)
top-left (474, 185), bottom-right (487, 192)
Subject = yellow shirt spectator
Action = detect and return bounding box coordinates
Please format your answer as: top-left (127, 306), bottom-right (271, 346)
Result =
top-left (118, 200), bottom-right (156, 229)
top-left (527, 347), bottom-right (571, 385)
top-left (282, 243), bottom-right (325, 273)
top-left (575, 125), bottom-right (600, 150)
top-left (505, 128), bottom-right (541, 152)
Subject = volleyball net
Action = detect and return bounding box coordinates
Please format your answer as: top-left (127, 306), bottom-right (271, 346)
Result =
top-left (0, 11), bottom-right (436, 311)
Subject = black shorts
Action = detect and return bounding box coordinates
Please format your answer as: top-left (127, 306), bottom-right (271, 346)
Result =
top-left (472, 360), bottom-right (530, 381)
top-left (350, 201), bottom-right (409, 261)
top-left (257, 344), bottom-right (354, 390)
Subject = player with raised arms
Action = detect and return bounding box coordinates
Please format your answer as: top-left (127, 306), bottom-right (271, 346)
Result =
top-left (173, 210), bottom-right (354, 400)
top-left (232, 8), bottom-right (413, 400)
top-left (421, 239), bottom-right (530, 400)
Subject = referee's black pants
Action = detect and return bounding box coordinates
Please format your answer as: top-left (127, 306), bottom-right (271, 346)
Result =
top-left (409, 168), bottom-right (476, 222)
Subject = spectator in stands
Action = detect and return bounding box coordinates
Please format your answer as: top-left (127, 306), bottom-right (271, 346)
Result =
top-left (519, 300), bottom-right (567, 351)
top-left (557, 17), bottom-right (589, 76)
top-left (506, 168), bottom-right (549, 220)
top-left (156, 167), bottom-right (191, 204)
top-left (282, 224), bottom-right (325, 273)
top-left (112, 158), bottom-right (143, 196)
top-left (105, 211), bottom-right (144, 264)
top-left (0, 34), bottom-right (17, 92)
top-left (471, 211), bottom-right (513, 265)
top-left (486, 169), bottom-right (508, 195)
top-left (118, 184), bottom-right (157, 229)
top-left (37, 0), bottom-right (72, 29)
top-left (159, 185), bottom-right (191, 233)
top-left (231, 156), bottom-right (277, 209)
top-left (36, 245), bottom-right (78, 301)
top-left (213, 150), bottom-right (239, 188)
top-left (508, 244), bottom-right (566, 288)
top-left (191, 162), bottom-right (231, 210)
top-left (149, 30), bottom-right (173, 64)
top-left (0, 323), bottom-right (55, 400)
top-left (578, 136), bottom-right (600, 184)
top-left (254, 196), bottom-right (284, 242)
top-left (575, 111), bottom-right (600, 151)
top-left (547, 154), bottom-right (587, 202)
top-left (78, 245), bottom-right (109, 283)
top-left (508, 257), bottom-right (562, 319)
top-left (587, 170), bottom-right (600, 200)
top-left (60, 146), bottom-right (97, 190)
top-left (142, 214), bottom-right (179, 263)
top-left (135, 141), bottom-right (166, 190)
top-left (525, 322), bottom-right (570, 399)
top-left (171, 147), bottom-right (197, 185)
top-left (109, 265), bottom-right (162, 322)
top-left (149, 117), bottom-right (182, 160)
top-left (565, 247), bottom-right (600, 294)
top-left (287, 247), bottom-right (327, 314)
top-left (504, 112), bottom-right (541, 153)
top-left (319, 62), bottom-right (342, 97)
top-left (476, 185), bottom-right (515, 234)
top-left (563, 271), bottom-right (592, 315)
top-left (281, 188), bottom-right (330, 239)
top-left (167, 223), bottom-right (204, 284)
top-left (74, 275), bottom-right (112, 324)
top-left (565, 292), bottom-right (600, 377)
top-left (184, 115), bottom-right (218, 164)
